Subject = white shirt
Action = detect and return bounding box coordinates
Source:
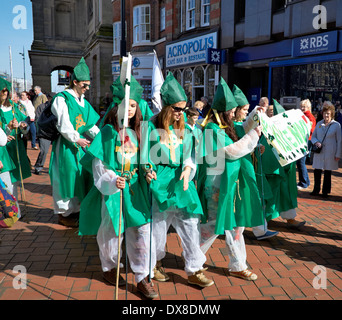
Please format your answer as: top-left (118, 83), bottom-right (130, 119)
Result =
top-left (51, 89), bottom-right (100, 143)
top-left (20, 99), bottom-right (35, 120)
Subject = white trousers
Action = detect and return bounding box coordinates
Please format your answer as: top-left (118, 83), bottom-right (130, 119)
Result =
top-left (151, 199), bottom-right (206, 276)
top-left (96, 200), bottom-right (151, 283)
top-left (200, 185), bottom-right (248, 272)
top-left (252, 209), bottom-right (297, 237)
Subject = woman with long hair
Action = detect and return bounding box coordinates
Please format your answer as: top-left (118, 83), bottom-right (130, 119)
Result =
top-left (0, 79), bottom-right (31, 217)
top-left (79, 78), bottom-right (158, 299)
top-left (20, 91), bottom-right (37, 149)
top-left (141, 72), bottom-right (214, 288)
top-left (197, 78), bottom-right (264, 281)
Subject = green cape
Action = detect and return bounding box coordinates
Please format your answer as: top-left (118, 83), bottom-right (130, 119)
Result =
top-left (79, 125), bottom-right (150, 236)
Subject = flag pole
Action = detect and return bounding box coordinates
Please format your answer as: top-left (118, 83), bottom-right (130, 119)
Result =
top-left (115, 53), bottom-right (132, 301)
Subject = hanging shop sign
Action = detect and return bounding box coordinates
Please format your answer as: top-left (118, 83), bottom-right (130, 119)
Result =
top-left (206, 48), bottom-right (227, 65)
top-left (166, 32), bottom-right (218, 68)
top-left (292, 30), bottom-right (338, 57)
top-left (259, 109), bottom-right (311, 166)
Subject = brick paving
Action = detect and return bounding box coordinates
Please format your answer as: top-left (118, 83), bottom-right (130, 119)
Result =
top-left (0, 148), bottom-right (341, 301)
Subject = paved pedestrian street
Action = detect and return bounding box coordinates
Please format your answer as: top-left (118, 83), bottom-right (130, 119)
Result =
top-left (0, 148), bottom-right (341, 301)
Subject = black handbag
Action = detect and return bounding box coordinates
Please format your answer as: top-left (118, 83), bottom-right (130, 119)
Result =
top-left (37, 92), bottom-right (67, 141)
top-left (310, 123), bottom-right (331, 154)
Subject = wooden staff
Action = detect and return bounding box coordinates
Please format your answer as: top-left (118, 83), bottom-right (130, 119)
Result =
top-left (9, 46), bottom-right (26, 209)
top-left (115, 53), bottom-right (132, 300)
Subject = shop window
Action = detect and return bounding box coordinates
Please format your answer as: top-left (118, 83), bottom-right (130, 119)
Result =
top-left (194, 66), bottom-right (204, 86)
top-left (133, 5), bottom-right (151, 44)
top-left (174, 70), bottom-right (182, 86)
top-left (271, 61), bottom-right (342, 109)
top-left (201, 0), bottom-right (210, 27)
top-left (184, 68), bottom-right (193, 102)
top-left (206, 65), bottom-right (215, 103)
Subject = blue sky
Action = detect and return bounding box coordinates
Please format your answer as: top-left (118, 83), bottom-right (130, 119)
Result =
top-left (0, 1), bottom-right (61, 92)
top-left (0, 1), bottom-right (33, 80)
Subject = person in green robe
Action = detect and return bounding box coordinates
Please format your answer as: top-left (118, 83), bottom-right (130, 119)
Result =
top-left (232, 85), bottom-right (279, 241)
top-left (252, 100), bottom-right (306, 231)
top-left (197, 78), bottom-right (264, 281)
top-left (49, 57), bottom-right (100, 227)
top-left (185, 107), bottom-right (202, 182)
top-left (98, 76), bottom-right (154, 128)
top-left (79, 77), bottom-right (158, 299)
top-left (141, 72), bottom-right (214, 288)
top-left (0, 79), bottom-right (31, 218)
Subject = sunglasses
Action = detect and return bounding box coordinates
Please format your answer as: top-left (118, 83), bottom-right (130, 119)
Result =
top-left (81, 83), bottom-right (91, 89)
top-left (171, 105), bottom-right (187, 113)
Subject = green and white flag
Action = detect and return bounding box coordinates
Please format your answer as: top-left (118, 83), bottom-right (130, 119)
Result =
top-left (117, 53), bottom-right (132, 129)
top-left (259, 109), bottom-right (312, 166)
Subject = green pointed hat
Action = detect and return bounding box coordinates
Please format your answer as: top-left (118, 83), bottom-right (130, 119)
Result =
top-left (72, 57), bottom-right (90, 81)
top-left (160, 72), bottom-right (187, 107)
top-left (110, 77), bottom-right (125, 105)
top-left (272, 99), bottom-right (286, 115)
top-left (232, 84), bottom-right (249, 107)
top-left (212, 77), bottom-right (238, 112)
top-left (0, 78), bottom-right (11, 92)
top-left (129, 77), bottom-right (144, 104)
top-left (110, 76), bottom-right (144, 105)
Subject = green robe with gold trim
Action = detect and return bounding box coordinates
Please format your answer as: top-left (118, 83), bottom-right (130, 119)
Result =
top-left (49, 91), bottom-right (100, 201)
top-left (254, 135), bottom-right (297, 221)
top-left (140, 119), bottom-right (203, 215)
top-left (197, 122), bottom-right (264, 234)
top-left (0, 105), bottom-right (31, 183)
top-left (79, 125), bottom-right (150, 236)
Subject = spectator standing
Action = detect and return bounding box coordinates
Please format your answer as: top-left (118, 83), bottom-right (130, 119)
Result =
top-left (200, 96), bottom-right (211, 118)
top-left (310, 102), bottom-right (342, 197)
top-left (33, 94), bottom-right (53, 174)
top-left (33, 86), bottom-right (48, 110)
top-left (20, 91), bottom-right (38, 150)
top-left (297, 99), bottom-right (316, 189)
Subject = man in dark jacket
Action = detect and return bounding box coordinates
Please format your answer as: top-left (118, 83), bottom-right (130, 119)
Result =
top-left (33, 93), bottom-right (53, 174)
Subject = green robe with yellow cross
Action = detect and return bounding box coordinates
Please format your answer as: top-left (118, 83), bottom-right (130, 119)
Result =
top-left (140, 118), bottom-right (203, 215)
top-left (0, 105), bottom-right (31, 183)
top-left (49, 91), bottom-right (100, 202)
top-left (79, 124), bottom-right (151, 236)
top-left (197, 122), bottom-right (264, 234)
top-left (254, 134), bottom-right (298, 221)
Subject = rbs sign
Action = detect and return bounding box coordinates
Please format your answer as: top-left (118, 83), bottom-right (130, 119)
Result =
top-left (292, 31), bottom-right (338, 57)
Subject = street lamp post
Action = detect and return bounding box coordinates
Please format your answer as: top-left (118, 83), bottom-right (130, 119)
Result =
top-left (120, 0), bottom-right (126, 60)
top-left (19, 46), bottom-right (26, 91)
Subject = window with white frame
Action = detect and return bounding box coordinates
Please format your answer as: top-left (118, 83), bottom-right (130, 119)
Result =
top-left (160, 7), bottom-right (165, 31)
top-left (133, 5), bottom-right (151, 44)
top-left (201, 0), bottom-right (210, 26)
top-left (186, 0), bottom-right (195, 30)
top-left (113, 22), bottom-right (121, 55)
